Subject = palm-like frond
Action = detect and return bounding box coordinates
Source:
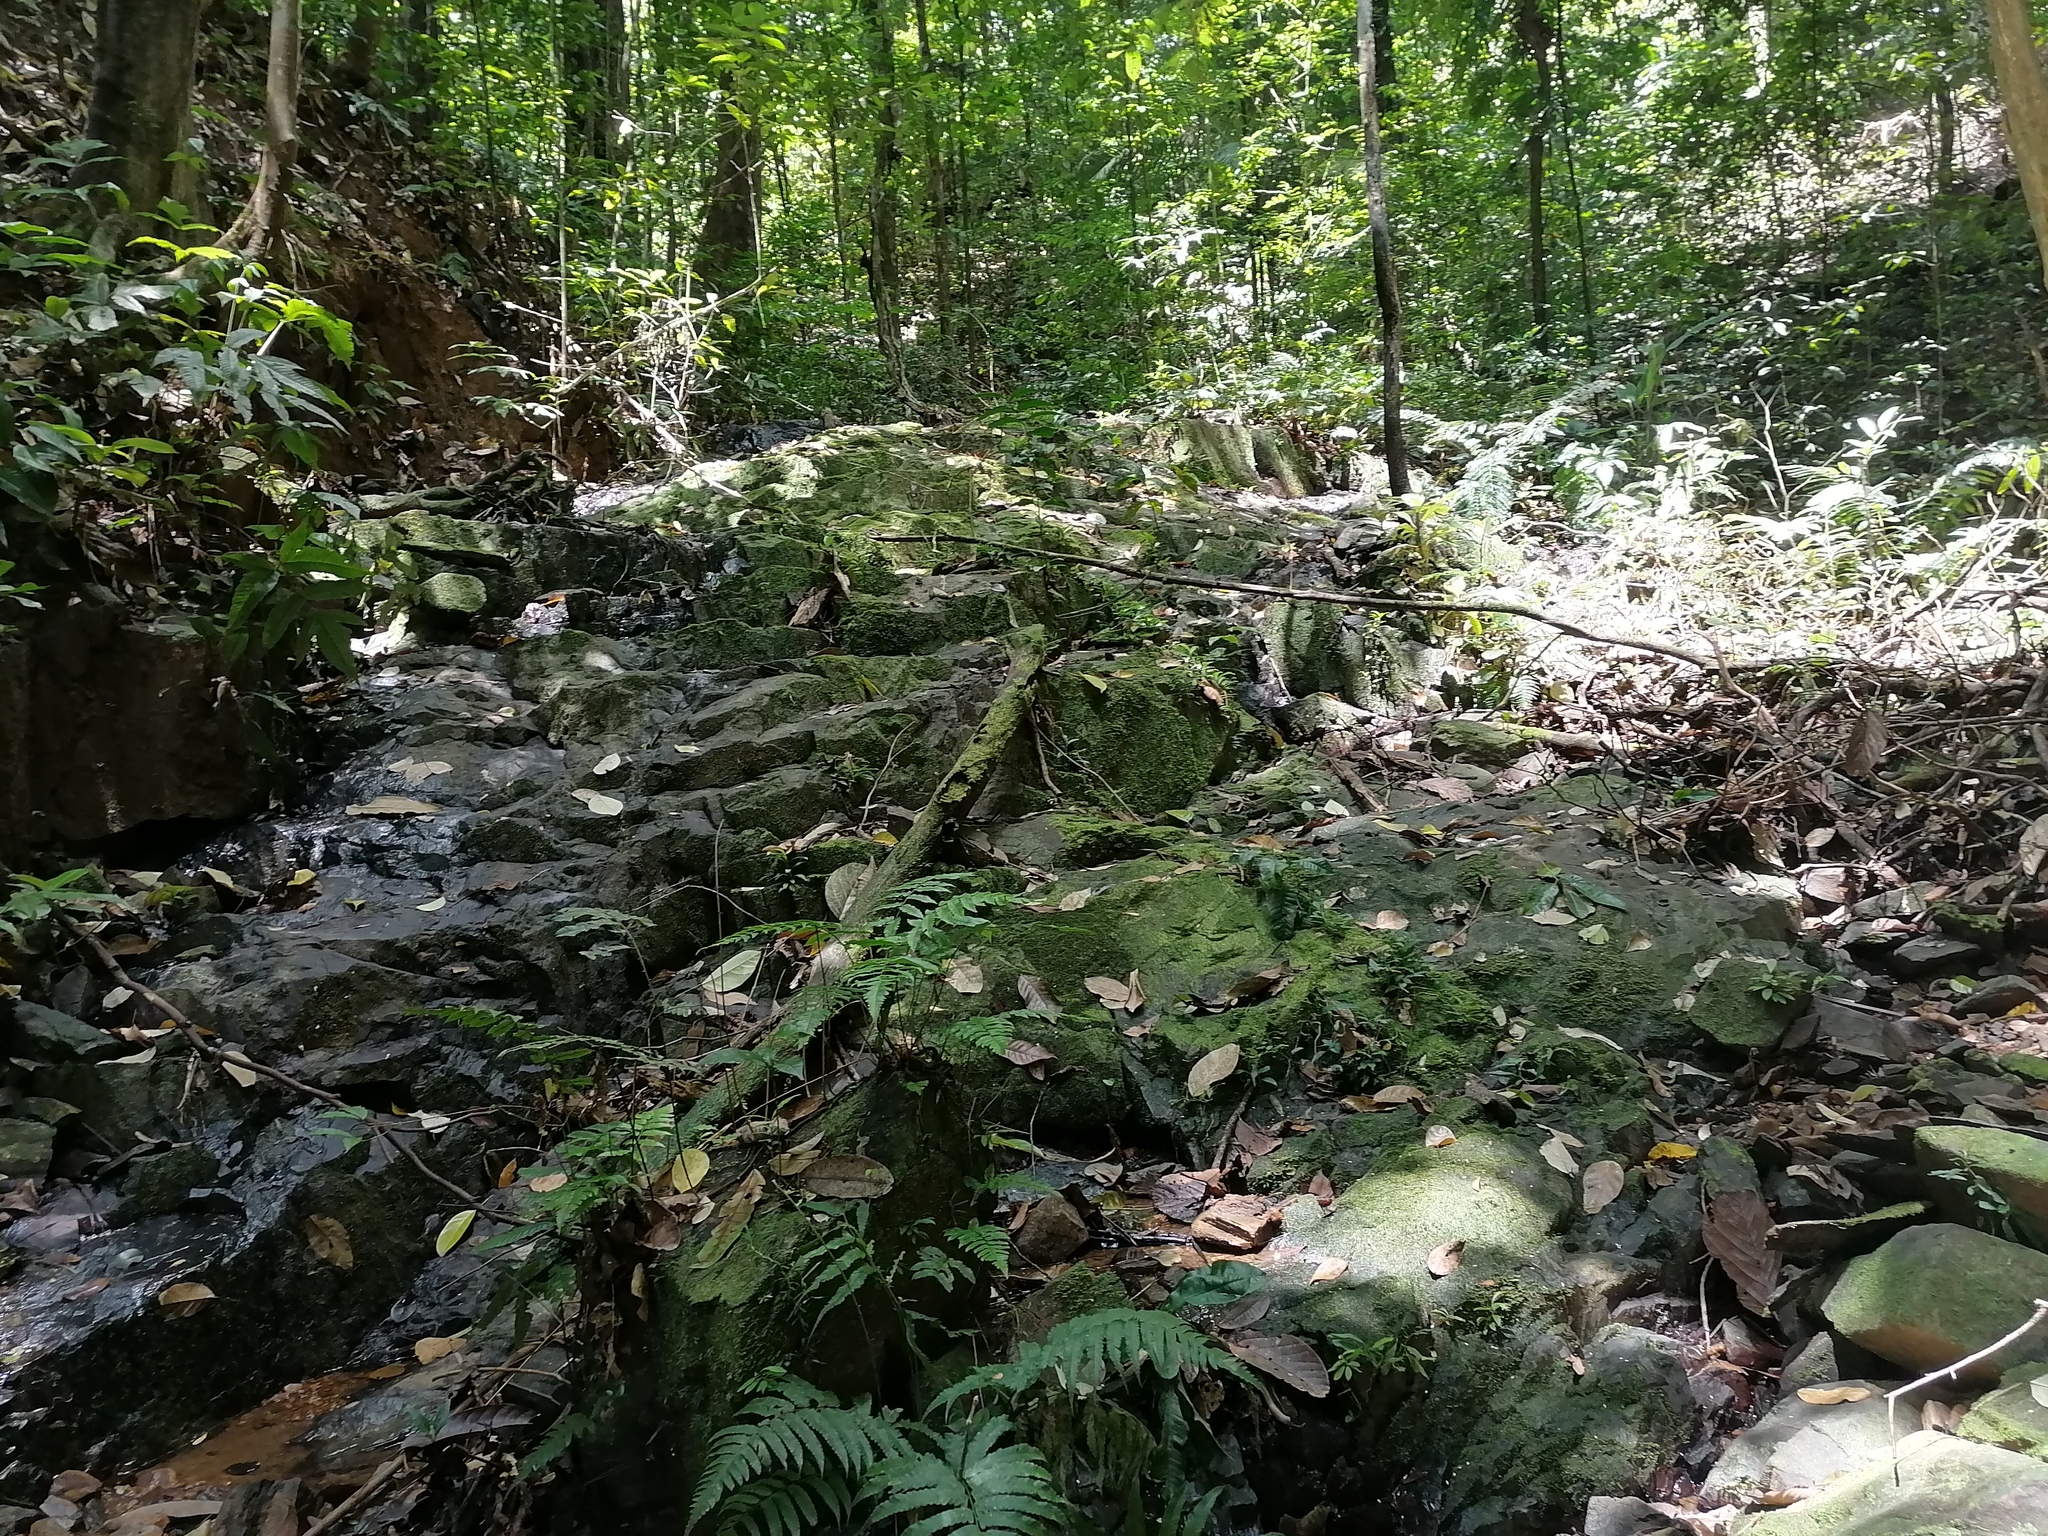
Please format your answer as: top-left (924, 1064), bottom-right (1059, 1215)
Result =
top-left (865, 1418), bottom-right (1067, 1536)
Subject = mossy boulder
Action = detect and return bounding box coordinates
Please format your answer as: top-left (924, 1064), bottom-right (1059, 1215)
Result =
top-left (1823, 1224), bottom-right (2048, 1383)
top-left (1044, 660), bottom-right (1240, 816)
top-left (1958, 1366), bottom-right (2048, 1461)
top-left (1274, 1128), bottom-right (1572, 1344)
top-left (1914, 1125), bottom-right (2048, 1244)
top-left (656, 620), bottom-right (821, 669)
top-left (1736, 1430), bottom-right (2048, 1535)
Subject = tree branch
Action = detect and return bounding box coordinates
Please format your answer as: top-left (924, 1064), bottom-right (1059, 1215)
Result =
top-left (872, 532), bottom-right (1713, 668)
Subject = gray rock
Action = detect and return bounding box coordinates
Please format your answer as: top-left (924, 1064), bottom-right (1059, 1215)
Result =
top-left (1702, 1379), bottom-right (1942, 1501)
top-left (0, 1119), bottom-right (54, 1179)
top-left (1806, 997), bottom-right (1937, 1062)
top-left (1958, 975), bottom-right (2046, 1018)
top-left (1736, 1429), bottom-right (2048, 1534)
top-left (1583, 1495), bottom-right (1678, 1536)
top-left (1888, 935), bottom-right (1984, 976)
top-left (1778, 1332), bottom-right (1877, 1391)
top-left (419, 571), bottom-right (489, 615)
top-left (4, 1003), bottom-right (122, 1062)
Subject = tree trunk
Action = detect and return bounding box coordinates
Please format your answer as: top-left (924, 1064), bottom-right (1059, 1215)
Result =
top-left (1514, 0), bottom-right (1555, 335)
top-left (561, 0), bottom-right (627, 166)
top-left (859, 0), bottom-right (912, 400)
top-left (336, 0), bottom-right (388, 94)
top-left (1357, 0), bottom-right (1409, 496)
top-left (694, 77), bottom-right (761, 303)
top-left (225, 0), bottom-right (304, 260)
top-left (79, 0), bottom-right (202, 229)
top-left (1986, 0), bottom-right (2048, 289)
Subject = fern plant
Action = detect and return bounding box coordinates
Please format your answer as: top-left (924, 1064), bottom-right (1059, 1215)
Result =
top-left (689, 1376), bottom-right (1067, 1536)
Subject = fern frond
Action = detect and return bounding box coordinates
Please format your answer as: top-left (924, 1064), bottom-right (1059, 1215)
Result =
top-left (946, 1223), bottom-right (1012, 1273)
top-left (716, 1471), bottom-right (859, 1536)
top-left (1019, 1308), bottom-right (1250, 1392)
top-left (687, 1387), bottom-right (907, 1533)
top-left (865, 1418), bottom-right (1066, 1536)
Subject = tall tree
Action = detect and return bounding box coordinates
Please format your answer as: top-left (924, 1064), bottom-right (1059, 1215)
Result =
top-left (562, 0), bottom-right (630, 165)
top-left (695, 81), bottom-right (763, 302)
top-left (1357, 0), bottom-right (1410, 495)
top-left (859, 0), bottom-right (911, 400)
top-left (1985, 0), bottom-right (2048, 288)
top-left (1513, 0), bottom-right (1555, 334)
top-left (225, 0), bottom-right (304, 259)
top-left (78, 0), bottom-right (202, 231)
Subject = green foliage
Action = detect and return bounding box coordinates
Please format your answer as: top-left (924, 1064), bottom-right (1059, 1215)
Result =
top-left (931, 1309), bottom-right (1250, 1419)
top-left (1229, 848), bottom-right (1337, 940)
top-left (192, 503), bottom-right (372, 679)
top-left (868, 1416), bottom-right (1066, 1536)
top-left (0, 867), bottom-right (118, 943)
top-left (554, 906), bottom-right (655, 961)
top-left (1930, 1158), bottom-right (2020, 1243)
top-left (687, 1373), bottom-right (910, 1536)
top-left (1327, 1331), bottom-right (1435, 1382)
top-left (1745, 963), bottom-right (1807, 1007)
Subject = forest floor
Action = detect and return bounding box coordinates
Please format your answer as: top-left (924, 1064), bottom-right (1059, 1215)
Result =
top-left (6, 420), bottom-right (2048, 1536)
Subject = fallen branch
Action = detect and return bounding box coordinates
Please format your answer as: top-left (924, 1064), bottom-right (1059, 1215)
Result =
top-left (682, 626), bottom-right (1052, 1134)
top-left (873, 532), bottom-right (1714, 668)
top-left (1885, 1296), bottom-right (2048, 1464)
top-left (303, 1458), bottom-right (406, 1536)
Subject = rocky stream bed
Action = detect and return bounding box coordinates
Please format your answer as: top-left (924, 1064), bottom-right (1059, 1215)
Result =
top-left (5, 424), bottom-right (2048, 1536)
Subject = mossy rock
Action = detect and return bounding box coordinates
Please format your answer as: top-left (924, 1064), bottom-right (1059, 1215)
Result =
top-left (657, 620), bottom-right (821, 669)
top-left (1272, 1128), bottom-right (1572, 1345)
top-left (1413, 1323), bottom-right (1695, 1533)
top-left (1958, 1366), bottom-right (2048, 1460)
top-left (809, 653), bottom-right (960, 699)
top-left (1044, 661), bottom-right (1239, 817)
top-left (418, 570), bottom-right (489, 616)
top-left (838, 591), bottom-right (1014, 655)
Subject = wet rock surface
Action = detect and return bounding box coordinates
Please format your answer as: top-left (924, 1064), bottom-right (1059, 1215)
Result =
top-left (6, 425), bottom-right (2048, 1536)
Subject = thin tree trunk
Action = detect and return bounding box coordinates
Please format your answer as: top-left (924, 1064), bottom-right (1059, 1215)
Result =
top-left (1514, 0), bottom-right (1554, 335)
top-left (79, 0), bottom-right (202, 233)
top-left (337, 0), bottom-right (387, 93)
top-left (859, 0), bottom-right (912, 401)
top-left (1985, 0), bottom-right (2048, 288)
top-left (1357, 0), bottom-right (1409, 496)
top-left (695, 77), bottom-right (762, 303)
top-left (561, 0), bottom-right (627, 166)
top-left (225, 0), bottom-right (303, 260)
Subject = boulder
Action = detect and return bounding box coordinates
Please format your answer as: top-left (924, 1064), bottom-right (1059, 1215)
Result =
top-left (1914, 1125), bottom-right (2048, 1243)
top-left (1888, 935), bottom-right (1984, 977)
top-left (1584, 1496), bottom-right (1679, 1536)
top-left (1734, 1429), bottom-right (2048, 1534)
top-left (3, 1004), bottom-right (121, 1063)
top-left (1822, 1224), bottom-right (2048, 1384)
top-left (1430, 718), bottom-right (1541, 767)
top-left (418, 571), bottom-right (488, 616)
top-left (1702, 1379), bottom-right (1944, 1502)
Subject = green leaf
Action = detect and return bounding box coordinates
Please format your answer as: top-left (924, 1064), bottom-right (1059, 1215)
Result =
top-left (435, 1208), bottom-right (478, 1255)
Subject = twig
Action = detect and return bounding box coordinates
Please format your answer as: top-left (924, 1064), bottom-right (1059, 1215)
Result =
top-left (1210, 1084), bottom-right (1255, 1170)
top-left (302, 1457), bottom-right (406, 1536)
top-left (872, 532), bottom-right (1715, 668)
top-left (1884, 1296), bottom-right (2048, 1474)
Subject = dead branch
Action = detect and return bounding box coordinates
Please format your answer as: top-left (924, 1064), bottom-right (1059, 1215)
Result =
top-left (873, 532), bottom-right (1714, 668)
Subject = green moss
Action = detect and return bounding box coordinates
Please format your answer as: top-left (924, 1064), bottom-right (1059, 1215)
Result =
top-left (1046, 815), bottom-right (1188, 865)
top-left (1046, 662), bottom-right (1236, 816)
top-left (659, 620), bottom-right (821, 668)
top-left (809, 653), bottom-right (958, 698)
top-left (1932, 900), bottom-right (2005, 941)
top-left (839, 592), bottom-right (1013, 654)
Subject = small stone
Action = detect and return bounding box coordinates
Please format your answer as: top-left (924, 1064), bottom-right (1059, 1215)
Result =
top-left (1914, 1126), bottom-right (2048, 1243)
top-left (1958, 975), bottom-right (2045, 1018)
top-left (1888, 935), bottom-right (1984, 977)
top-left (1956, 1366), bottom-right (2048, 1460)
top-left (1189, 1194), bottom-right (1280, 1253)
top-left (1807, 998), bottom-right (1937, 1062)
top-left (1429, 719), bottom-right (1535, 768)
top-left (0, 1119), bottom-right (56, 1180)
top-left (1582, 1495), bottom-right (1677, 1536)
top-left (1823, 1224), bottom-right (2048, 1384)
top-left (1012, 1195), bottom-right (1090, 1267)
top-left (2, 1003), bottom-right (123, 1062)
top-left (419, 571), bottom-right (489, 615)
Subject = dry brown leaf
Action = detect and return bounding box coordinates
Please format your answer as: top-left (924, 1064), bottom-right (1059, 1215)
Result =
top-left (1365, 909), bottom-right (1410, 931)
top-left (345, 796), bottom-right (441, 818)
top-left (1002, 1039), bottom-right (1058, 1068)
top-left (1122, 969), bottom-right (1146, 1011)
top-left (1309, 1256), bottom-right (1348, 1283)
top-left (943, 957), bottom-right (985, 995)
top-left (1703, 1188), bottom-right (1781, 1317)
top-left (1539, 1134), bottom-right (1580, 1175)
top-left (1796, 1385), bottom-right (1873, 1405)
top-left (528, 1171), bottom-right (569, 1194)
top-left (766, 1148), bottom-right (823, 1176)
top-left (1152, 1171), bottom-right (1211, 1223)
top-left (1581, 1160), bottom-right (1625, 1213)
top-left (413, 1335), bottom-right (466, 1364)
top-left (1372, 1084), bottom-right (1428, 1106)
top-left (1017, 975), bottom-right (1061, 1015)
top-left (799, 1154), bottom-right (896, 1199)
top-left (1084, 975), bottom-right (1133, 1009)
top-left (1841, 710), bottom-right (1890, 778)
top-left (825, 861), bottom-right (876, 919)
top-left (570, 788), bottom-right (625, 816)
top-left (302, 1214), bottom-right (354, 1270)
top-left (157, 1281), bottom-right (216, 1316)
top-left (1426, 1239), bottom-right (1465, 1277)
top-left (1187, 1043), bottom-right (1242, 1098)
top-left (1413, 776), bottom-right (1475, 803)
top-left (1228, 1333), bottom-right (1331, 1397)
top-left (1527, 909), bottom-right (1578, 926)
top-left (1422, 1124), bottom-right (1457, 1148)
top-left (1056, 888), bottom-right (1093, 911)
top-left (2022, 814), bottom-right (2048, 879)
top-left (1308, 1172), bottom-right (1335, 1207)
